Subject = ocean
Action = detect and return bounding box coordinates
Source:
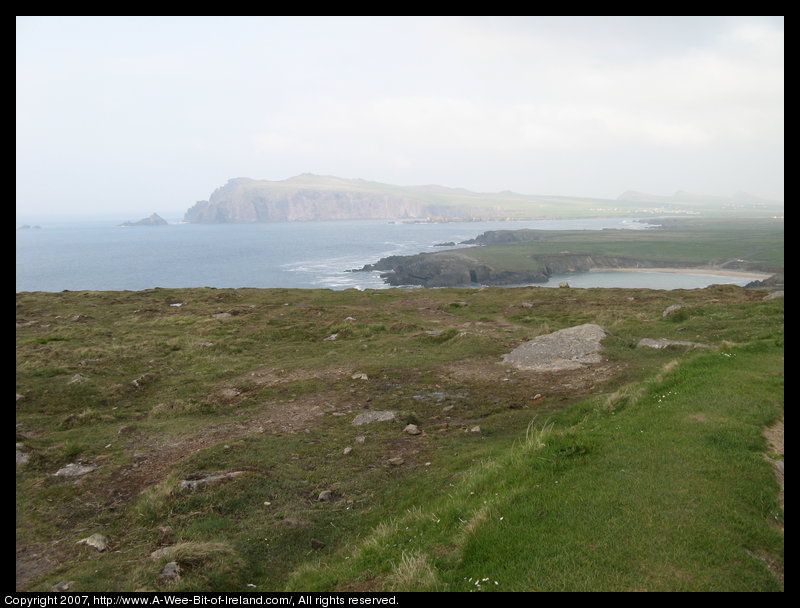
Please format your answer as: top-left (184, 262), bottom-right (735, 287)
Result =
top-left (15, 217), bottom-right (760, 293)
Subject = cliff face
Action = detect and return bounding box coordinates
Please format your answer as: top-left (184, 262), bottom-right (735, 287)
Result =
top-left (359, 251), bottom-right (549, 287)
top-left (184, 176), bottom-right (495, 223)
top-left (358, 251), bottom-right (692, 288)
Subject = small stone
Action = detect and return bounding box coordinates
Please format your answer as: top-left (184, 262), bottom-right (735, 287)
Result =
top-left (388, 457), bottom-right (405, 466)
top-left (160, 561), bottom-right (181, 580)
top-left (318, 490), bottom-right (334, 502)
top-left (150, 546), bottom-right (177, 560)
top-left (67, 374), bottom-right (87, 384)
top-left (351, 373), bottom-right (369, 380)
top-left (77, 533), bottom-right (108, 552)
top-left (470, 426), bottom-right (481, 434)
top-left (355, 435), bottom-right (366, 443)
top-left (403, 424), bottom-right (421, 435)
top-left (54, 463), bottom-right (97, 477)
top-left (323, 333), bottom-right (338, 341)
top-left (212, 312), bottom-right (232, 318)
top-left (662, 304), bottom-right (683, 318)
top-left (51, 582), bottom-right (75, 592)
top-left (343, 447), bottom-right (353, 455)
top-left (352, 410), bottom-right (397, 426)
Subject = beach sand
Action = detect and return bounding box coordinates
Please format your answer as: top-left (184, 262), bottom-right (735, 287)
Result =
top-left (589, 267), bottom-right (772, 279)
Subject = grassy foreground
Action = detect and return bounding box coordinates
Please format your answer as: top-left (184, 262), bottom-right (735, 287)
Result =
top-left (16, 284), bottom-right (783, 591)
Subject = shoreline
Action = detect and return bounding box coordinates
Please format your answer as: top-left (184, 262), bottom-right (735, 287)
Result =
top-left (589, 267), bottom-right (772, 279)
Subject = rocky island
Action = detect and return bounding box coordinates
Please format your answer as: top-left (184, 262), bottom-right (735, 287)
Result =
top-left (117, 213), bottom-right (168, 227)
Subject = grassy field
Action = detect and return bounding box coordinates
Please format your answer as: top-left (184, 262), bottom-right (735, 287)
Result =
top-left (16, 283), bottom-right (783, 592)
top-left (460, 217), bottom-right (784, 275)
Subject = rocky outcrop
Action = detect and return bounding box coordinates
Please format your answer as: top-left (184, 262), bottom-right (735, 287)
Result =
top-left (355, 249), bottom-right (686, 288)
top-left (356, 251), bottom-right (548, 287)
top-left (502, 324), bottom-right (608, 372)
top-left (460, 229), bottom-right (542, 245)
top-left (118, 213), bottom-right (168, 227)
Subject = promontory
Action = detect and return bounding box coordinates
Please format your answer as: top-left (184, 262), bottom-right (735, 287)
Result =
top-left (183, 175), bottom-right (784, 224)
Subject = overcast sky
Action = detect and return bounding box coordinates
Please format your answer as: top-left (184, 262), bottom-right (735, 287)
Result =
top-left (16, 16), bottom-right (784, 218)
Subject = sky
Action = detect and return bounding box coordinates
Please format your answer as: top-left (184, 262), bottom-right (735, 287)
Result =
top-left (16, 16), bottom-right (784, 218)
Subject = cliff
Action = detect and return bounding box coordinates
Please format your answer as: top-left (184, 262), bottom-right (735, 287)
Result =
top-left (357, 251), bottom-right (549, 287)
top-left (356, 250), bottom-right (678, 288)
top-left (184, 175), bottom-right (502, 223)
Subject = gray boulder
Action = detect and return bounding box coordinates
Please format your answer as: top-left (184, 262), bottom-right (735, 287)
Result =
top-left (502, 324), bottom-right (607, 372)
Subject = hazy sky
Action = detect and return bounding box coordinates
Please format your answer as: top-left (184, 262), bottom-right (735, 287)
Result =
top-left (16, 16), bottom-right (784, 218)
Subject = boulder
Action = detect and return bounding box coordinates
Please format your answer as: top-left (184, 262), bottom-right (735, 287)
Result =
top-left (352, 411), bottom-right (398, 426)
top-left (502, 324), bottom-right (607, 372)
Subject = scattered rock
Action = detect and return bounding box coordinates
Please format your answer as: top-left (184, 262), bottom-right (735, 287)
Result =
top-left (355, 435), bottom-right (366, 443)
top-left (16, 393), bottom-right (25, 402)
top-left (351, 373), bottom-right (369, 380)
top-left (198, 342), bottom-right (214, 348)
top-left (636, 338), bottom-right (717, 350)
top-left (502, 323), bottom-right (607, 372)
top-left (317, 490), bottom-right (335, 502)
top-left (51, 582), bottom-right (75, 592)
top-left (77, 533), bottom-right (108, 552)
top-left (343, 446), bottom-right (353, 455)
top-left (53, 463), bottom-right (97, 478)
top-left (388, 457), bottom-right (405, 466)
top-left (558, 282), bottom-right (570, 288)
top-left (352, 410), bottom-right (397, 426)
top-left (178, 470), bottom-right (247, 491)
top-left (67, 374), bottom-right (88, 384)
top-left (763, 291), bottom-right (784, 301)
top-left (160, 562), bottom-right (181, 581)
top-left (662, 304), bottom-right (683, 318)
top-left (469, 426), bottom-right (481, 434)
top-left (403, 424), bottom-right (421, 435)
top-left (16, 444), bottom-right (30, 466)
top-left (150, 546), bottom-right (177, 561)
top-left (212, 312), bottom-right (232, 318)
top-left (130, 374), bottom-right (151, 389)
top-left (324, 333), bottom-right (339, 341)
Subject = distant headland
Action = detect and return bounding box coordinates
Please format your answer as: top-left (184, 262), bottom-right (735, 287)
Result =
top-left (182, 174), bottom-right (783, 224)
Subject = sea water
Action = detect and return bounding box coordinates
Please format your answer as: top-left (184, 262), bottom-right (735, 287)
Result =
top-left (15, 216), bottom-right (757, 292)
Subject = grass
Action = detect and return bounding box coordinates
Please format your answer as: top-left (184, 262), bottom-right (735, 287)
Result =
top-left (16, 283), bottom-right (783, 592)
top-left (459, 217), bottom-right (784, 276)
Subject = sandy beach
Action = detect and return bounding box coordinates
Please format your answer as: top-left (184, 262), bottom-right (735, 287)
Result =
top-left (589, 267), bottom-right (773, 279)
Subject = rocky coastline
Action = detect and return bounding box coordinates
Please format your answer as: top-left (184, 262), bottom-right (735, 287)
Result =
top-left (351, 249), bottom-right (689, 288)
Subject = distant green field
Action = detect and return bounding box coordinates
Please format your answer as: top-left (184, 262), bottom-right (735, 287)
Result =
top-left (461, 217), bottom-right (784, 275)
